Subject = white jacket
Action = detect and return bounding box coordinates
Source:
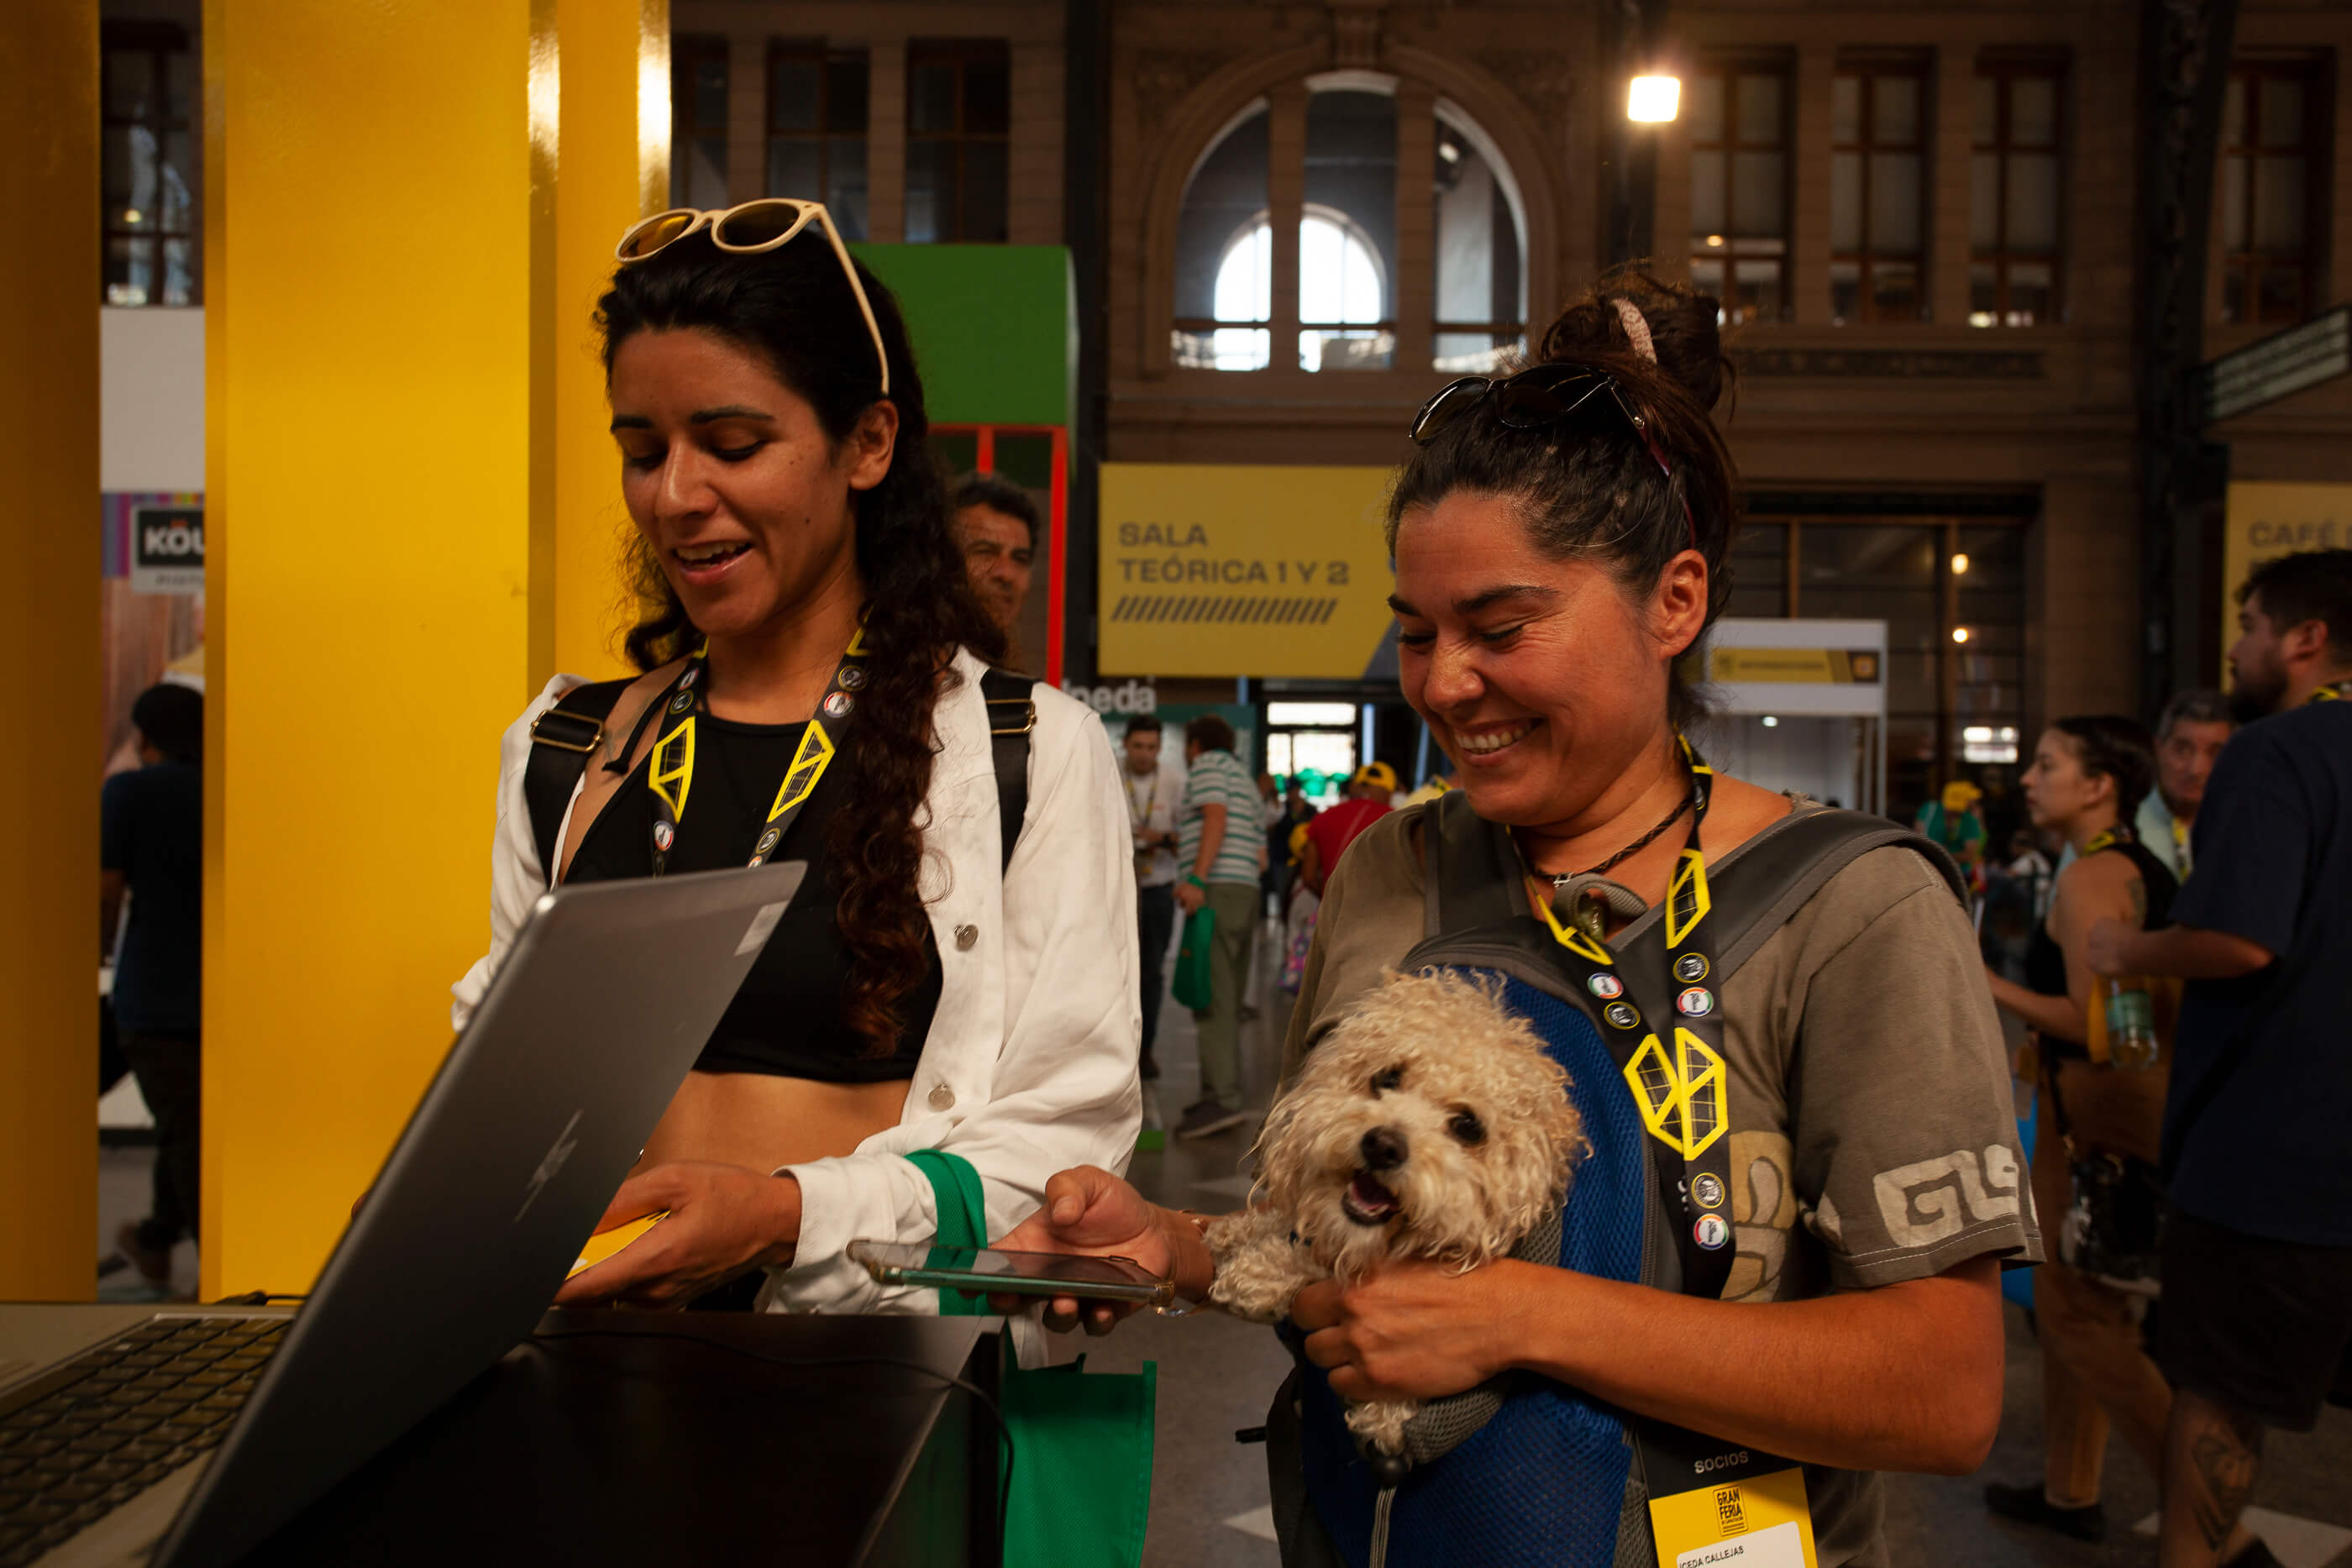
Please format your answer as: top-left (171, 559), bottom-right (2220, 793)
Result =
top-left (451, 648), bottom-right (1142, 1314)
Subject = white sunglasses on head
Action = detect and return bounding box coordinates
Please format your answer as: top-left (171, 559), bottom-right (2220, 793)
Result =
top-left (614, 198), bottom-right (890, 396)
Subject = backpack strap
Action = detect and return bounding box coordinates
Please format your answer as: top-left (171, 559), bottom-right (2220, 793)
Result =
top-left (979, 669), bottom-right (1037, 875)
top-left (1614, 808), bottom-right (1964, 983)
top-left (522, 679), bottom-right (632, 889)
top-left (1420, 789), bottom-right (1523, 936)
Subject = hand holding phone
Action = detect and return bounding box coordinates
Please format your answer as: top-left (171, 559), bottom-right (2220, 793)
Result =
top-left (848, 1241), bottom-right (1174, 1308)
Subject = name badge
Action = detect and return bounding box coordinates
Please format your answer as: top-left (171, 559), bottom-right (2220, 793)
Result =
top-left (1638, 1424), bottom-right (1818, 1568)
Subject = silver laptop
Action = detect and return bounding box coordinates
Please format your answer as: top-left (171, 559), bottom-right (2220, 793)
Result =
top-left (0, 861), bottom-right (806, 1568)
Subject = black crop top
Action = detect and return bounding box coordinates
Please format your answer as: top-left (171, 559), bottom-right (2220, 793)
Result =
top-left (2025, 836), bottom-right (2178, 1057)
top-left (564, 713), bottom-right (940, 1083)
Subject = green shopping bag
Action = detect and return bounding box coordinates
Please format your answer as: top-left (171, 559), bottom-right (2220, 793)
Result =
top-left (903, 1151), bottom-right (1156, 1568)
top-left (1170, 904), bottom-right (1216, 1012)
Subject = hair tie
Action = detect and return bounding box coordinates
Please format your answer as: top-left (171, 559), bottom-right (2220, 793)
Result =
top-left (1611, 297), bottom-right (1656, 364)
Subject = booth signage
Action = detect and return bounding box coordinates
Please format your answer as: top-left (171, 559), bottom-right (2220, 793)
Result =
top-left (2202, 307), bottom-right (2352, 424)
top-left (131, 506), bottom-right (205, 595)
top-left (1060, 679), bottom-right (1158, 715)
top-left (1098, 463), bottom-right (1398, 679)
top-left (2221, 483), bottom-right (2351, 678)
top-left (1709, 648), bottom-right (1880, 684)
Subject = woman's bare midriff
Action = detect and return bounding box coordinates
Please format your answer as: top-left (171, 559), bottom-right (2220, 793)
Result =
top-left (632, 1069), bottom-right (911, 1177)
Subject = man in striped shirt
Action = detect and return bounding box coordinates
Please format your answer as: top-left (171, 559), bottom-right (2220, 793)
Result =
top-left (1174, 714), bottom-right (1264, 1138)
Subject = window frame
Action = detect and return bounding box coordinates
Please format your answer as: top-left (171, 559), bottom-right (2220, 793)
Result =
top-left (1740, 514), bottom-right (2029, 815)
top-left (1971, 56), bottom-right (2068, 328)
top-left (2218, 58), bottom-right (2328, 328)
top-left (669, 34), bottom-right (731, 212)
top-left (100, 20), bottom-right (199, 307)
top-left (905, 38), bottom-right (1011, 244)
top-left (1830, 58), bottom-right (1932, 325)
top-left (1688, 56), bottom-right (1793, 326)
top-left (764, 39), bottom-right (870, 234)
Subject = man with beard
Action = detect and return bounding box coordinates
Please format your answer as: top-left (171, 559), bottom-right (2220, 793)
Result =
top-left (2087, 548), bottom-right (2352, 1568)
top-left (950, 472), bottom-right (1039, 661)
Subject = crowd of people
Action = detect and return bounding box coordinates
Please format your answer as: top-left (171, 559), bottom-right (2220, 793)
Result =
top-left (92, 195), bottom-right (2351, 1568)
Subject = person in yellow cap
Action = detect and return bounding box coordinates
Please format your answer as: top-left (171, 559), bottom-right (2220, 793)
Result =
top-left (1298, 761), bottom-right (1398, 897)
top-left (1915, 779), bottom-right (1989, 889)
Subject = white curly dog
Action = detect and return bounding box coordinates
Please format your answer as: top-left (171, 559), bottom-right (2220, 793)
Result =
top-left (1208, 968), bottom-right (1586, 1457)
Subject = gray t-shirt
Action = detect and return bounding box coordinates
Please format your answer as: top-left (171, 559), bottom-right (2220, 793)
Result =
top-left (1281, 803), bottom-right (2041, 1567)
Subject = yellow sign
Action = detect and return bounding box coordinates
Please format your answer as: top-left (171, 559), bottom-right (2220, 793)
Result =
top-left (1646, 1466), bottom-right (1818, 1568)
top-left (1708, 648), bottom-right (1880, 684)
top-left (1099, 463), bottom-right (1399, 678)
top-left (2222, 484), bottom-right (2352, 679)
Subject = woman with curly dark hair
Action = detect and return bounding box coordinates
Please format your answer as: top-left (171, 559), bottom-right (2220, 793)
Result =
top-left (449, 201), bottom-right (1140, 1314)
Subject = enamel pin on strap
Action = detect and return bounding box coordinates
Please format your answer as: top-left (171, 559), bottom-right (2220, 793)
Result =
top-left (1531, 735), bottom-right (1737, 1303)
top-left (645, 626), bottom-right (869, 876)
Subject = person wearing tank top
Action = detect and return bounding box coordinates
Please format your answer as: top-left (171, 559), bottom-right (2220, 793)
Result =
top-left (1980, 718), bottom-right (2266, 1562)
top-left (449, 207), bottom-right (1139, 1319)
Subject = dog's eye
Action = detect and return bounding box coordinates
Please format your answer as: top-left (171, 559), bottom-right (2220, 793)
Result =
top-left (1446, 1109), bottom-right (1487, 1146)
top-left (1370, 1067), bottom-right (1404, 1096)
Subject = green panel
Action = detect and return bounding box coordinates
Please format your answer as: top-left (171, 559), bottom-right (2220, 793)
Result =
top-left (851, 244), bottom-right (1074, 427)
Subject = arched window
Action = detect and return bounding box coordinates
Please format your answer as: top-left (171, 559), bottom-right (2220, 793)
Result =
top-left (1170, 81), bottom-right (1526, 374)
top-left (1433, 104), bottom-right (1528, 371)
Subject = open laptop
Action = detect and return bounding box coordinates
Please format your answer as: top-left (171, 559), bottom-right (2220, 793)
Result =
top-left (0, 860), bottom-right (807, 1568)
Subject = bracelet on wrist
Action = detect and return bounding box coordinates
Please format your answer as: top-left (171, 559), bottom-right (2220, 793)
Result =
top-left (1185, 873), bottom-right (1209, 889)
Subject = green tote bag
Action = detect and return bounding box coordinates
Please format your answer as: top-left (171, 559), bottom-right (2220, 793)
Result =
top-left (902, 1151), bottom-right (1156, 1568)
top-left (1169, 905), bottom-right (1216, 1012)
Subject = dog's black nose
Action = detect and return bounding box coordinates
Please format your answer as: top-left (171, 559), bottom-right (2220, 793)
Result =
top-left (1360, 1127), bottom-right (1407, 1172)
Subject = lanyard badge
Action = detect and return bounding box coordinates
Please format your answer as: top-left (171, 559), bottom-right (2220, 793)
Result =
top-left (1530, 737), bottom-right (1819, 1567)
top-left (644, 632), bottom-right (867, 876)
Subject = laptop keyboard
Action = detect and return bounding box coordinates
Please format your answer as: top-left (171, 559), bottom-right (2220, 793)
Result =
top-left (0, 1316), bottom-right (286, 1566)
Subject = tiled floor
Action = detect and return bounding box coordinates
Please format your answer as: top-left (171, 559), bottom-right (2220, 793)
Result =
top-left (1111, 913), bottom-right (2352, 1568)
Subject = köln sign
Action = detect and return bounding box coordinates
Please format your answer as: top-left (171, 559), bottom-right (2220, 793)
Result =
top-left (131, 506), bottom-right (205, 595)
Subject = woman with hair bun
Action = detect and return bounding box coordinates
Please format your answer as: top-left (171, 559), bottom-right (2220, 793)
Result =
top-left (1000, 268), bottom-right (2035, 1566)
top-left (449, 201), bottom-right (1139, 1314)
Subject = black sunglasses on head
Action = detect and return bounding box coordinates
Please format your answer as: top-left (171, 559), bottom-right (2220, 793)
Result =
top-left (1408, 363), bottom-right (1696, 549)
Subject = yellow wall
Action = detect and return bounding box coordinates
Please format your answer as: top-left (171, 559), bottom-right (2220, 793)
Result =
top-left (0, 1), bottom-right (99, 1301)
top-left (202, 0), bottom-right (664, 1300)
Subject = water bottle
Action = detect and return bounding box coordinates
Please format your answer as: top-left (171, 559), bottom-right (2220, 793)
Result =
top-left (2099, 974), bottom-right (2161, 1069)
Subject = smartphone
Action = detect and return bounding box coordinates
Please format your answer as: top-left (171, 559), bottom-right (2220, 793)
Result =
top-left (847, 1240), bottom-right (1174, 1308)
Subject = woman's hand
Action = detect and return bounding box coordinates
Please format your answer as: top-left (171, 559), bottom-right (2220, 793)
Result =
top-left (988, 1166), bottom-right (1179, 1335)
top-left (1175, 878), bottom-right (1207, 914)
top-left (554, 1163), bottom-right (801, 1308)
top-left (1294, 1258), bottom-right (1530, 1403)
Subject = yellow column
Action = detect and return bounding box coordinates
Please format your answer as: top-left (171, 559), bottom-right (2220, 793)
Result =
top-left (554, 0), bottom-right (669, 681)
top-left (0, 0), bottom-right (99, 1302)
top-left (202, 0), bottom-right (664, 1301)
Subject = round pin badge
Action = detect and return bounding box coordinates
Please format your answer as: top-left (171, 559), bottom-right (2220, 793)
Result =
top-left (1604, 1002), bottom-right (1641, 1030)
top-left (1694, 1214), bottom-right (1731, 1251)
top-left (1677, 986), bottom-right (1715, 1017)
top-left (1587, 973), bottom-right (1625, 1000)
top-left (679, 665), bottom-right (699, 690)
top-left (652, 821), bottom-right (675, 852)
top-left (1673, 952), bottom-right (1709, 983)
top-left (837, 665), bottom-right (866, 691)
top-left (755, 826), bottom-right (782, 856)
top-left (822, 690), bottom-right (854, 718)
top-left (1691, 1172), bottom-right (1726, 1210)
top-left (669, 690), bottom-right (695, 715)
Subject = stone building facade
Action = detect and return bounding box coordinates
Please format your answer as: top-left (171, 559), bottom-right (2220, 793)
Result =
top-left (669, 0), bottom-right (2352, 809)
